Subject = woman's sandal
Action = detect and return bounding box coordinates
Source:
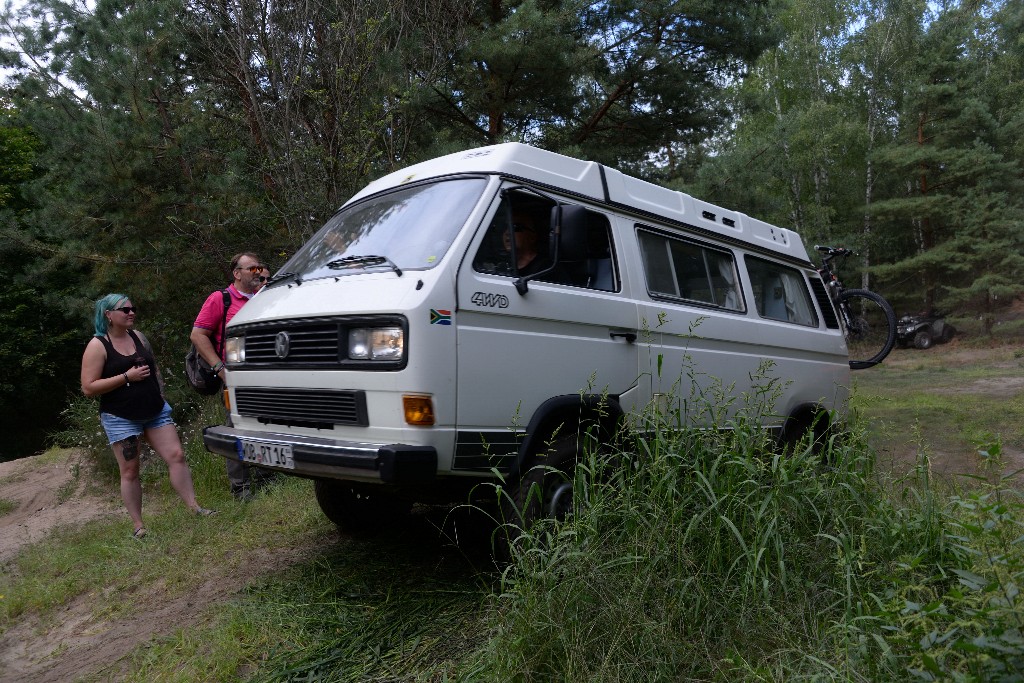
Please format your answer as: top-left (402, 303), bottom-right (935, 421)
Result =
top-left (132, 527), bottom-right (147, 539)
top-left (195, 507), bottom-right (217, 516)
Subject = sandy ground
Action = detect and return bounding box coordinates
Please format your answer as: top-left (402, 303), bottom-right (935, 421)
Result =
top-left (0, 450), bottom-right (311, 682)
top-left (868, 344), bottom-right (1024, 479)
top-left (0, 450), bottom-right (114, 566)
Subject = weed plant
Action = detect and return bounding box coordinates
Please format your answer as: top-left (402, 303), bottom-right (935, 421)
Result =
top-left (475, 390), bottom-right (1024, 681)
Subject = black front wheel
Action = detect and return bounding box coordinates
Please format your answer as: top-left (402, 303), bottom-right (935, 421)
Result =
top-left (839, 289), bottom-right (897, 370)
top-left (496, 435), bottom-right (582, 560)
top-left (505, 435), bottom-right (580, 528)
top-left (314, 479), bottom-right (412, 535)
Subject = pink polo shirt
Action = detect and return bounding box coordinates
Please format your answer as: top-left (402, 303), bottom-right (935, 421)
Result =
top-left (192, 284), bottom-right (253, 359)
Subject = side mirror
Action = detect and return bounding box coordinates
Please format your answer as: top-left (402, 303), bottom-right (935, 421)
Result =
top-left (553, 204), bottom-right (589, 262)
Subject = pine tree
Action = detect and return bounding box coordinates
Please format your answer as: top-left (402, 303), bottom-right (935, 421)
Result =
top-left (868, 0), bottom-right (1024, 325)
top-left (411, 0), bottom-right (779, 170)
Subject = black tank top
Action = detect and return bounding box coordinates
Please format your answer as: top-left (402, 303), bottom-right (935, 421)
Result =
top-left (97, 330), bottom-right (165, 420)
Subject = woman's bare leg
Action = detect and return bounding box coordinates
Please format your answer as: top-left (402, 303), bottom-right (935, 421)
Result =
top-left (144, 424), bottom-right (202, 511)
top-left (114, 441), bottom-right (144, 532)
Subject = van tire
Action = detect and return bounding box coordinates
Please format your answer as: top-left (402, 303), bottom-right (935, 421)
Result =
top-left (314, 479), bottom-right (412, 535)
top-left (516, 435), bottom-right (579, 524)
top-left (778, 408), bottom-right (833, 457)
top-left (496, 435), bottom-right (581, 559)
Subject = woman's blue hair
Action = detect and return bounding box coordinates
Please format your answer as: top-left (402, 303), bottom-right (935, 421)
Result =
top-left (93, 293), bottom-right (129, 336)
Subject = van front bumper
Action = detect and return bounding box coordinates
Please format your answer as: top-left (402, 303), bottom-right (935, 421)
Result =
top-left (202, 425), bottom-right (437, 484)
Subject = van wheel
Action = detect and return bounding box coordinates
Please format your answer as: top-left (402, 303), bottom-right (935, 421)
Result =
top-left (515, 435), bottom-right (581, 524)
top-left (313, 479), bottom-right (411, 535)
top-left (778, 409), bottom-right (832, 457)
top-left (497, 435), bottom-right (581, 558)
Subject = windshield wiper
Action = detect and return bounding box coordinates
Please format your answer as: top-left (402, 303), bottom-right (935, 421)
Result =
top-left (265, 271), bottom-right (302, 288)
top-left (326, 255), bottom-right (403, 277)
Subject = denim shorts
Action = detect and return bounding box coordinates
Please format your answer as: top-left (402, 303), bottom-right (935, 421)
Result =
top-left (99, 402), bottom-right (174, 444)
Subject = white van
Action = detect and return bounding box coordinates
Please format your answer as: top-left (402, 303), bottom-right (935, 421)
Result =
top-left (203, 143), bottom-right (850, 529)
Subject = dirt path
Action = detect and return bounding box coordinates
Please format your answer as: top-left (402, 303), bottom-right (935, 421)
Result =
top-left (0, 450), bottom-right (315, 682)
top-left (0, 449), bottom-right (115, 566)
top-left (860, 344), bottom-right (1024, 480)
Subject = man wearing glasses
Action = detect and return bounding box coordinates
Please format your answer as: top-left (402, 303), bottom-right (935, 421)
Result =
top-left (191, 252), bottom-right (267, 500)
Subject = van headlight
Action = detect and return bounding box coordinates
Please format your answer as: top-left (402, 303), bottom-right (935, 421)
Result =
top-left (225, 335), bottom-right (245, 363)
top-left (348, 327), bottom-right (404, 361)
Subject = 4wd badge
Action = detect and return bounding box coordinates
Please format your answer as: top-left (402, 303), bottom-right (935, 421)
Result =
top-left (470, 292), bottom-right (509, 308)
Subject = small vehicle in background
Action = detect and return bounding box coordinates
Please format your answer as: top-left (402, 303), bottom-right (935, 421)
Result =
top-left (896, 312), bottom-right (956, 349)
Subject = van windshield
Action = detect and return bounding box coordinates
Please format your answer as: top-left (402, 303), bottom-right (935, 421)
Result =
top-left (273, 178), bottom-right (486, 284)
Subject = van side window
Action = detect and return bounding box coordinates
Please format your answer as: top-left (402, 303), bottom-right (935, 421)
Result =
top-left (745, 256), bottom-right (818, 326)
top-left (472, 196), bottom-right (550, 278)
top-left (473, 196), bottom-right (618, 291)
top-left (638, 229), bottom-right (743, 311)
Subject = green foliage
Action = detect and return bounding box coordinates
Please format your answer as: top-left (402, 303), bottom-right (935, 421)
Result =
top-left (0, 100), bottom-right (40, 210)
top-left (50, 392), bottom-right (117, 478)
top-left (859, 474), bottom-right (1024, 681)
top-left (482, 386), bottom-right (873, 679)
top-left (413, 0), bottom-right (779, 169)
top-left (475, 412), bottom-right (1024, 680)
top-left (0, 281), bottom-right (83, 460)
top-left (867, 0), bottom-right (1024, 318)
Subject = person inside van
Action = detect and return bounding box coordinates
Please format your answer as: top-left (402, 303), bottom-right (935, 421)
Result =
top-left (505, 210), bottom-right (545, 276)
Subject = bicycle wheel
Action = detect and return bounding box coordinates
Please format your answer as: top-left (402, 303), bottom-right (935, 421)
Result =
top-left (838, 289), bottom-right (896, 370)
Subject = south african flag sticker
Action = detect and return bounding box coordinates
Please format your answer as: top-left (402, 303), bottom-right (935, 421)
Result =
top-left (430, 309), bottom-right (452, 325)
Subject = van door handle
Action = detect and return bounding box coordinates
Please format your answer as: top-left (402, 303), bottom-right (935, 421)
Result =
top-left (609, 330), bottom-right (637, 343)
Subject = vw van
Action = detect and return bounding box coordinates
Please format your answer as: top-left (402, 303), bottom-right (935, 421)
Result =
top-left (203, 143), bottom-right (850, 530)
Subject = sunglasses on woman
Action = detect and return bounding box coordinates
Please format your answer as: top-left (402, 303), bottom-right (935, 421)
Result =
top-left (115, 306), bottom-right (137, 314)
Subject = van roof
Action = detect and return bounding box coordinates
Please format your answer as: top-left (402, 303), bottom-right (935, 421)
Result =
top-left (346, 143), bottom-right (809, 262)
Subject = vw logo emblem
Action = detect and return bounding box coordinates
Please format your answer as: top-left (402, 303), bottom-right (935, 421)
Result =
top-left (274, 331), bottom-right (291, 359)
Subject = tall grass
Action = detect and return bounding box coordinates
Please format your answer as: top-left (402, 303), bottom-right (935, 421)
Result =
top-left (473, 391), bottom-right (1024, 681)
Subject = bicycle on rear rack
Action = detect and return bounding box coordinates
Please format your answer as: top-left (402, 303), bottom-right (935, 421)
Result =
top-left (815, 245), bottom-right (896, 370)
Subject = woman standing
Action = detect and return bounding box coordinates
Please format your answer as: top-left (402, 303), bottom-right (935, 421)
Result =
top-left (81, 294), bottom-right (214, 538)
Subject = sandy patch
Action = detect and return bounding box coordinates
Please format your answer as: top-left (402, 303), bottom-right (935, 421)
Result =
top-left (0, 450), bottom-right (117, 565)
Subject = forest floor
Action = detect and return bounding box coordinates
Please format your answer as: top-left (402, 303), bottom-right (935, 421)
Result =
top-left (1, 344), bottom-right (1022, 682)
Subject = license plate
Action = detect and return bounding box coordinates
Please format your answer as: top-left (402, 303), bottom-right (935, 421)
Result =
top-left (237, 439), bottom-right (294, 469)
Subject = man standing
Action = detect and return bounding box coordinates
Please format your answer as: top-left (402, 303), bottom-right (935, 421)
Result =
top-left (191, 252), bottom-right (267, 500)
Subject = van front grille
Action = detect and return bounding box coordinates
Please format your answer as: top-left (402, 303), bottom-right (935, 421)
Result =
top-left (245, 324), bottom-right (341, 363)
top-left (235, 388), bottom-right (368, 428)
top-left (231, 316), bottom-right (407, 370)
